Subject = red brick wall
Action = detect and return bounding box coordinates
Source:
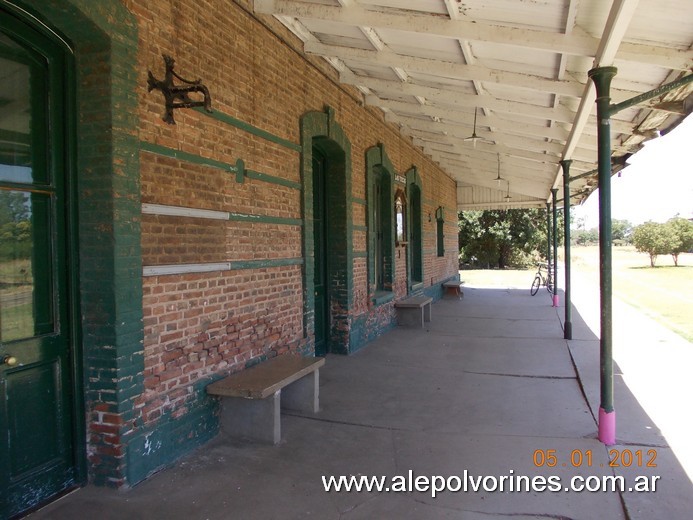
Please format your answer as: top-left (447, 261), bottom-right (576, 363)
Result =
top-left (125, 0), bottom-right (458, 427)
top-left (141, 266), bottom-right (304, 418)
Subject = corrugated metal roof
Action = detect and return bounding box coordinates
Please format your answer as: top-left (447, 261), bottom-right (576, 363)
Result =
top-left (255, 0), bottom-right (693, 210)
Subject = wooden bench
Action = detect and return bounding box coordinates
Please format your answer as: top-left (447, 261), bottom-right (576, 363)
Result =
top-left (206, 355), bottom-right (325, 444)
top-left (442, 280), bottom-right (464, 299)
top-left (394, 295), bottom-right (432, 328)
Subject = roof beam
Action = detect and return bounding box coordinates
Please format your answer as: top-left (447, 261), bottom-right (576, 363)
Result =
top-left (458, 200), bottom-right (547, 210)
top-left (423, 150), bottom-right (558, 181)
top-left (306, 41), bottom-right (584, 97)
top-left (408, 137), bottom-right (562, 179)
top-left (365, 93), bottom-right (577, 124)
top-left (552, 0), bottom-right (642, 195)
top-left (405, 126), bottom-right (566, 155)
top-left (444, 168), bottom-right (552, 199)
top-left (255, 0), bottom-right (692, 70)
top-left (442, 0), bottom-right (488, 116)
top-left (335, 0), bottom-right (415, 86)
top-left (408, 131), bottom-right (562, 162)
top-left (353, 76), bottom-right (635, 134)
top-left (396, 113), bottom-right (571, 142)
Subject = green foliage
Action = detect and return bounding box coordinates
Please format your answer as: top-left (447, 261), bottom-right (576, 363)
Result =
top-left (611, 219), bottom-right (633, 242)
top-left (573, 228), bottom-right (599, 246)
top-left (571, 219), bottom-right (633, 246)
top-left (632, 221), bottom-right (679, 267)
top-left (667, 217), bottom-right (693, 266)
top-left (458, 209), bottom-right (553, 269)
top-left (0, 191), bottom-right (32, 261)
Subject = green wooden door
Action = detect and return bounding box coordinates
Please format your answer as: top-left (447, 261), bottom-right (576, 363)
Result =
top-left (312, 150), bottom-right (328, 356)
top-left (0, 13), bottom-right (79, 518)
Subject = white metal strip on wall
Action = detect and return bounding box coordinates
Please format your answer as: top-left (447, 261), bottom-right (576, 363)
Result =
top-left (142, 203), bottom-right (229, 220)
top-left (143, 263), bottom-right (232, 277)
top-left (142, 204), bottom-right (232, 276)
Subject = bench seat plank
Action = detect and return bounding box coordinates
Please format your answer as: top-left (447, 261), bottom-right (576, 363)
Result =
top-left (394, 295), bottom-right (433, 327)
top-left (394, 295), bottom-right (432, 308)
top-left (207, 355), bottom-right (325, 399)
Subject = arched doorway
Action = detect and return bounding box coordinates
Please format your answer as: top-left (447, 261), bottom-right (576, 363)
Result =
top-left (301, 109), bottom-right (352, 355)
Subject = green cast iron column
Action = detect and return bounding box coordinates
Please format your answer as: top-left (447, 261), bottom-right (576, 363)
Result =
top-left (560, 160), bottom-right (573, 339)
top-left (551, 188), bottom-right (559, 306)
top-left (588, 66), bottom-right (617, 445)
top-left (545, 202), bottom-right (551, 274)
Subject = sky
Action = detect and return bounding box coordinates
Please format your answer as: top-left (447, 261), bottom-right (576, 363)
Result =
top-left (572, 113), bottom-right (693, 230)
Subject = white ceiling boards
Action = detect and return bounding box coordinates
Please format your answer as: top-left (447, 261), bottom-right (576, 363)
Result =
top-left (255, 0), bottom-right (693, 209)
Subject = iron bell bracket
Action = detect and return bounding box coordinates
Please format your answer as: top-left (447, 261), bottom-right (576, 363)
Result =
top-left (148, 54), bottom-right (212, 124)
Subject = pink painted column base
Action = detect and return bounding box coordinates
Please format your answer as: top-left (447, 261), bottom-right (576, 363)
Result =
top-left (552, 294), bottom-right (559, 307)
top-left (599, 407), bottom-right (616, 445)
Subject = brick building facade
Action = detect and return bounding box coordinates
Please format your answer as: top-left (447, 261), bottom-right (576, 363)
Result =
top-left (0, 0), bottom-right (458, 515)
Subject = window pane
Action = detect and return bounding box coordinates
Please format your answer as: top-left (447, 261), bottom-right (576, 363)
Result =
top-left (0, 33), bottom-right (45, 184)
top-left (0, 190), bottom-right (53, 341)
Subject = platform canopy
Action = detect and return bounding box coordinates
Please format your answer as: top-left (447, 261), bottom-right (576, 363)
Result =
top-left (254, 0), bottom-right (692, 210)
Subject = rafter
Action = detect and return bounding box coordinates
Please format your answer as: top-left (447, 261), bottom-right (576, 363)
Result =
top-left (366, 94), bottom-right (577, 124)
top-left (405, 126), bottom-right (566, 155)
top-left (265, 0), bottom-right (689, 209)
top-left (306, 41), bottom-right (584, 97)
top-left (394, 112), bottom-right (571, 142)
top-left (354, 77), bottom-right (635, 134)
top-left (442, 164), bottom-right (551, 199)
top-left (255, 0), bottom-right (692, 70)
top-left (552, 0), bottom-right (642, 193)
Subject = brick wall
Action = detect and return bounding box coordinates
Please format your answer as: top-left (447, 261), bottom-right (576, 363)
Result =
top-left (29, 0), bottom-right (459, 487)
top-left (127, 0), bottom-right (458, 475)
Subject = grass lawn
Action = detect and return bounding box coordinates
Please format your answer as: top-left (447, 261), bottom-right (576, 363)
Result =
top-left (460, 246), bottom-right (693, 342)
top-left (571, 246), bottom-right (692, 342)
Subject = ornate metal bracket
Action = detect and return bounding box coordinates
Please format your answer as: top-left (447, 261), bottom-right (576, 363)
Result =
top-left (147, 54), bottom-right (212, 124)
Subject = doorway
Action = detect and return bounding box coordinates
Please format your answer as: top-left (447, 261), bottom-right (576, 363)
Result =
top-left (0, 12), bottom-right (80, 518)
top-left (301, 111), bottom-right (352, 355)
top-left (312, 148), bottom-right (329, 356)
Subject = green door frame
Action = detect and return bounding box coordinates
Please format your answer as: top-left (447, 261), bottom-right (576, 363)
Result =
top-left (4, 0), bottom-right (149, 488)
top-left (300, 108), bottom-right (353, 355)
top-left (0, 8), bottom-right (85, 516)
top-left (366, 144), bottom-right (395, 301)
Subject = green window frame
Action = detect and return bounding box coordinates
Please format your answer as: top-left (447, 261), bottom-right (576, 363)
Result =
top-left (406, 167), bottom-right (423, 290)
top-left (436, 207), bottom-right (445, 257)
top-left (366, 144), bottom-right (395, 304)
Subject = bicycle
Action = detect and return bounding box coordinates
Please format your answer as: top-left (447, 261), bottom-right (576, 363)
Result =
top-left (530, 264), bottom-right (554, 296)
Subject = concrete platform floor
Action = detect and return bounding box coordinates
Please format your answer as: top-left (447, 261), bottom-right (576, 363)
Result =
top-left (31, 286), bottom-right (692, 519)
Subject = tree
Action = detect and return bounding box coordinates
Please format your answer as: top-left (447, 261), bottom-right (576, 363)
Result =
top-left (611, 219), bottom-right (633, 243)
top-left (631, 221), bottom-right (679, 267)
top-left (573, 228), bottom-right (598, 246)
top-left (459, 209), bottom-right (550, 269)
top-left (0, 191), bottom-right (29, 225)
top-left (0, 191), bottom-right (32, 261)
top-left (667, 217), bottom-right (693, 266)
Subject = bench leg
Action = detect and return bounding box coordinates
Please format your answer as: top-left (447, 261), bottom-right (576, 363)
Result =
top-left (423, 303), bottom-right (431, 323)
top-left (444, 286), bottom-right (462, 299)
top-left (219, 390), bottom-right (281, 444)
top-left (282, 370), bottom-right (320, 413)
